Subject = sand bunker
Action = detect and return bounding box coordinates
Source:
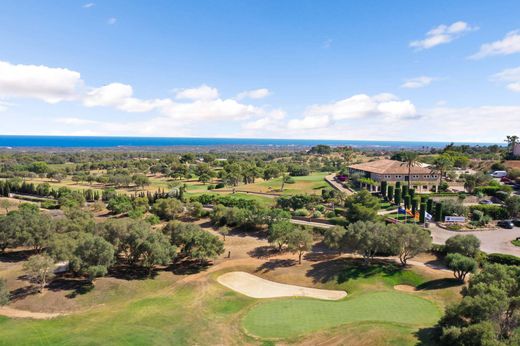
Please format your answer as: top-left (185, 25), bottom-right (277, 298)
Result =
top-left (394, 285), bottom-right (417, 292)
top-left (217, 271), bottom-right (347, 300)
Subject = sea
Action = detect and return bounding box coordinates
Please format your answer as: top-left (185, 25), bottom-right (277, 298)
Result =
top-left (0, 135), bottom-right (502, 150)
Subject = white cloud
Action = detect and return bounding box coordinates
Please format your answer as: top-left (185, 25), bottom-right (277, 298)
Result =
top-left (83, 3), bottom-right (95, 8)
top-left (470, 30), bottom-right (520, 59)
top-left (235, 88), bottom-right (270, 100)
top-left (304, 93), bottom-right (416, 121)
top-left (401, 76), bottom-right (436, 89)
top-left (54, 117), bottom-right (99, 125)
top-left (0, 101), bottom-right (9, 112)
top-left (491, 66), bottom-right (520, 92)
top-left (161, 98), bottom-right (261, 121)
top-left (410, 21), bottom-right (477, 50)
top-left (287, 115), bottom-right (331, 130)
top-left (0, 60), bottom-right (83, 103)
top-left (107, 17), bottom-right (117, 25)
top-left (242, 109), bottom-right (285, 130)
top-left (175, 84), bottom-right (219, 100)
top-left (83, 83), bottom-right (168, 112)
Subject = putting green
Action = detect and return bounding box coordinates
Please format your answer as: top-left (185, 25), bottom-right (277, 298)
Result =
top-left (242, 291), bottom-right (441, 339)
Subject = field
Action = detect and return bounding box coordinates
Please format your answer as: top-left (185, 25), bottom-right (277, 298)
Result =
top-left (0, 229), bottom-right (461, 346)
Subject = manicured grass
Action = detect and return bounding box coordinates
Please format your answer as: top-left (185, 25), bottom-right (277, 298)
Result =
top-left (246, 172), bottom-right (329, 195)
top-left (242, 291), bottom-right (441, 339)
top-left (512, 239), bottom-right (520, 247)
top-left (315, 259), bottom-right (427, 294)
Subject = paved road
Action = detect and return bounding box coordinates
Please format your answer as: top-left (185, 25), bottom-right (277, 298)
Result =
top-left (324, 174), bottom-right (354, 195)
top-left (428, 224), bottom-right (520, 256)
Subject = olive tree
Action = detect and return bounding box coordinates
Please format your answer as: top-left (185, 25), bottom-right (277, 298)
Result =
top-left (286, 228), bottom-right (313, 264)
top-left (445, 253), bottom-right (477, 282)
top-left (390, 224), bottom-right (432, 265)
top-left (23, 254), bottom-right (54, 293)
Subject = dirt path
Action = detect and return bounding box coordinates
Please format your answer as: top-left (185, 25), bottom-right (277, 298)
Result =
top-left (217, 271), bottom-right (347, 300)
top-left (0, 306), bottom-right (64, 319)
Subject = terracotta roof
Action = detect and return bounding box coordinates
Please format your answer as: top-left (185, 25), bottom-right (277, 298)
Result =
top-left (349, 159), bottom-right (433, 175)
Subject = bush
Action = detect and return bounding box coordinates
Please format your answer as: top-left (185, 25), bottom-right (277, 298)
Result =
top-left (145, 214), bottom-right (161, 225)
top-left (469, 205), bottom-right (509, 219)
top-left (328, 217), bottom-right (348, 227)
top-left (285, 176), bottom-right (295, 184)
top-left (486, 253), bottom-right (520, 266)
top-left (325, 211), bottom-right (336, 218)
top-left (215, 182), bottom-right (225, 189)
top-left (311, 210), bottom-right (322, 218)
top-left (207, 184), bottom-right (215, 190)
top-left (40, 200), bottom-right (59, 209)
top-left (294, 208), bottom-right (309, 217)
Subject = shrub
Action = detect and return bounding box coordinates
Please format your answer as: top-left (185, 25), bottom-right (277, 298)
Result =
top-left (285, 176), bottom-right (296, 184)
top-left (40, 200), bottom-right (59, 209)
top-left (312, 210), bottom-right (322, 218)
top-left (207, 184), bottom-right (215, 190)
top-left (469, 205), bottom-right (509, 219)
top-left (294, 208), bottom-right (309, 217)
top-left (145, 214), bottom-right (161, 225)
top-left (486, 253), bottom-right (520, 266)
top-left (325, 211), bottom-right (336, 218)
top-left (215, 182), bottom-right (225, 189)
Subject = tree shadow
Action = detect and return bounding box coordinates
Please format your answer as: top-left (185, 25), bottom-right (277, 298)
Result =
top-left (169, 258), bottom-right (210, 275)
top-left (247, 246), bottom-right (279, 259)
top-left (416, 278), bottom-right (462, 291)
top-left (255, 259), bottom-right (297, 273)
top-left (303, 251), bottom-right (337, 262)
top-left (414, 326), bottom-right (440, 345)
top-left (0, 249), bottom-right (37, 263)
top-left (108, 264), bottom-right (158, 280)
top-left (8, 285), bottom-right (40, 302)
top-left (306, 257), bottom-right (402, 284)
top-left (45, 277), bottom-right (94, 298)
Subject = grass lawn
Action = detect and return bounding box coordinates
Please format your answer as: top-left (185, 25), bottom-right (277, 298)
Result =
top-left (512, 239), bottom-right (520, 247)
top-left (240, 172), bottom-right (329, 196)
top-left (242, 291), bottom-right (441, 339)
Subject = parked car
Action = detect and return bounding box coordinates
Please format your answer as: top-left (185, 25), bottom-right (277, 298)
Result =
top-left (479, 199), bottom-right (494, 205)
top-left (513, 219), bottom-right (520, 227)
top-left (497, 220), bottom-right (515, 229)
top-left (491, 171), bottom-right (508, 178)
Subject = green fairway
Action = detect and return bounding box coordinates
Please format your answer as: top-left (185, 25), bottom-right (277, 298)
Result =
top-left (242, 291), bottom-right (441, 339)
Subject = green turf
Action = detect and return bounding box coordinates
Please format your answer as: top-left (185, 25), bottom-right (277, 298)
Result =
top-left (242, 291), bottom-right (441, 339)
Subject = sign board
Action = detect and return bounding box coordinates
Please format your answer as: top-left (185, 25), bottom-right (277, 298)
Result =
top-left (445, 216), bottom-right (465, 223)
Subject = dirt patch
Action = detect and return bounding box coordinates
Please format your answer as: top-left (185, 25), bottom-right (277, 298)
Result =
top-left (394, 285), bottom-right (416, 292)
top-left (0, 306), bottom-right (64, 319)
top-left (217, 271), bottom-right (347, 300)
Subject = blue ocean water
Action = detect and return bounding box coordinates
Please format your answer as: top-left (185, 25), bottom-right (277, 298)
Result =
top-left (0, 135), bottom-right (501, 149)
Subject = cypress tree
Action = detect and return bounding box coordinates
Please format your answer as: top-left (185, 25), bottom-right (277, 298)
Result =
top-left (427, 199), bottom-right (434, 214)
top-left (419, 202), bottom-right (426, 223)
top-left (381, 181), bottom-right (388, 198)
top-left (387, 185), bottom-right (394, 203)
top-left (404, 195), bottom-right (411, 209)
top-left (402, 185), bottom-right (409, 199)
top-left (435, 202), bottom-right (443, 222)
top-left (394, 188), bottom-right (402, 206)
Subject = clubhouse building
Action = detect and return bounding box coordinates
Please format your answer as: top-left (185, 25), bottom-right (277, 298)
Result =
top-left (348, 159), bottom-right (440, 193)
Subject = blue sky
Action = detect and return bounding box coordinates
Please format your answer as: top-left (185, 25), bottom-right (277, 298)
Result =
top-left (0, 0), bottom-right (520, 142)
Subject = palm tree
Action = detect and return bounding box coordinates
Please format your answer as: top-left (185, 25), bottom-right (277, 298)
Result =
top-left (432, 155), bottom-right (453, 186)
top-left (505, 135), bottom-right (519, 154)
top-left (400, 152), bottom-right (420, 190)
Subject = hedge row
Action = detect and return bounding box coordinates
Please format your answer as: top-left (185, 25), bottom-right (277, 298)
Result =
top-left (468, 204), bottom-right (509, 220)
top-left (485, 253), bottom-right (520, 266)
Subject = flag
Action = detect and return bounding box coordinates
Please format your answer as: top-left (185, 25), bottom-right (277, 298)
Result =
top-left (398, 207), bottom-right (406, 214)
top-left (425, 211), bottom-right (432, 221)
top-left (414, 211), bottom-right (420, 220)
top-left (406, 208), bottom-right (414, 217)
